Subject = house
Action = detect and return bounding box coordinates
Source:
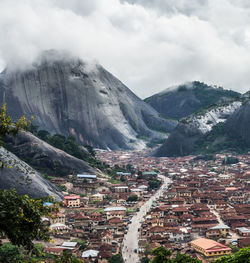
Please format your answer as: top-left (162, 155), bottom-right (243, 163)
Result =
top-left (190, 238), bottom-right (231, 257)
top-left (168, 228), bottom-right (191, 243)
top-left (60, 241), bottom-right (78, 251)
top-left (49, 223), bottom-right (70, 234)
top-left (82, 249), bottom-right (99, 259)
top-left (238, 237), bottom-right (250, 248)
top-left (44, 247), bottom-right (65, 256)
top-left (235, 227), bottom-right (250, 237)
top-left (148, 226), bottom-right (166, 237)
top-left (51, 178), bottom-right (67, 185)
top-left (117, 199), bottom-right (126, 205)
top-left (77, 174), bottom-right (97, 181)
top-left (104, 206), bottom-right (126, 220)
top-left (64, 194), bottom-right (81, 208)
top-left (106, 210), bottom-right (125, 220)
top-left (114, 186), bottom-right (129, 193)
top-left (90, 193), bottom-right (104, 202)
top-left (206, 224), bottom-right (230, 239)
top-left (50, 212), bottom-right (66, 225)
top-left (74, 213), bottom-right (90, 228)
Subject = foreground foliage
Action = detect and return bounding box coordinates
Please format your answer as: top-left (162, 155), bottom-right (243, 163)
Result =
top-left (0, 189), bottom-right (54, 251)
top-left (0, 243), bottom-right (83, 263)
top-left (0, 103), bottom-right (54, 251)
top-left (150, 246), bottom-right (201, 263)
top-left (0, 102), bottom-right (32, 140)
top-left (149, 246), bottom-right (250, 263)
top-left (108, 253), bottom-right (124, 263)
top-left (212, 246), bottom-right (250, 263)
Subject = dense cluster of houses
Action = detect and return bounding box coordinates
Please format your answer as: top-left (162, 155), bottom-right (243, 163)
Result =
top-left (3, 149), bottom-right (246, 262)
top-left (129, 152), bottom-right (250, 262)
top-left (41, 166), bottom-right (160, 262)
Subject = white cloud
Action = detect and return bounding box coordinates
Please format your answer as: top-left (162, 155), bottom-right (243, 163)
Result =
top-left (0, 0), bottom-right (250, 98)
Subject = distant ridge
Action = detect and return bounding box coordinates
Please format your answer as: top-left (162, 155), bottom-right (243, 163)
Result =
top-left (145, 81), bottom-right (240, 120)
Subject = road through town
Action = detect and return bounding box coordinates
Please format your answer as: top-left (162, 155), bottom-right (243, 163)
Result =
top-left (122, 175), bottom-right (172, 263)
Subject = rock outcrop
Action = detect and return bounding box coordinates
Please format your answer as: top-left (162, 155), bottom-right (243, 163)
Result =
top-left (3, 131), bottom-right (97, 177)
top-left (153, 101), bottom-right (242, 157)
top-left (0, 146), bottom-right (63, 201)
top-left (0, 50), bottom-right (176, 150)
top-left (226, 101), bottom-right (250, 147)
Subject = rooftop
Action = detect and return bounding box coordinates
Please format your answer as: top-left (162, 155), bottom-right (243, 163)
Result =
top-left (190, 238), bottom-right (231, 251)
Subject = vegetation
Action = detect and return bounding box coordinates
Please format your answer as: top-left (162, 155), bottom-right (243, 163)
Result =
top-left (127, 195), bottom-right (138, 202)
top-left (0, 103), bottom-right (54, 252)
top-left (57, 184), bottom-right (67, 191)
top-left (30, 126), bottom-right (138, 179)
top-left (0, 189), bottom-right (55, 251)
top-left (194, 122), bottom-right (249, 154)
top-left (148, 179), bottom-right (161, 189)
top-left (211, 246), bottom-right (250, 263)
top-left (150, 246), bottom-right (201, 263)
top-left (193, 81), bottom-right (240, 108)
top-left (108, 253), bottom-right (124, 263)
top-left (0, 102), bottom-right (33, 140)
top-left (0, 243), bottom-right (83, 263)
top-left (146, 138), bottom-right (166, 148)
top-left (149, 246), bottom-right (250, 263)
top-left (0, 102), bottom-right (33, 168)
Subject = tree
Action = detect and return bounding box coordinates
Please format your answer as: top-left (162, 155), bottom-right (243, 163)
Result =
top-left (108, 254), bottom-right (124, 263)
top-left (0, 102), bottom-right (32, 139)
top-left (37, 129), bottom-right (50, 141)
top-left (0, 103), bottom-right (54, 251)
top-left (150, 247), bottom-right (202, 263)
top-left (54, 250), bottom-right (83, 263)
top-left (127, 195), bottom-right (138, 202)
top-left (0, 189), bottom-right (54, 251)
top-left (0, 242), bottom-right (24, 263)
top-left (211, 247), bottom-right (250, 263)
top-left (148, 179), bottom-right (161, 190)
top-left (150, 246), bottom-right (172, 263)
top-left (174, 253), bottom-right (201, 263)
top-left (141, 257), bottom-right (150, 263)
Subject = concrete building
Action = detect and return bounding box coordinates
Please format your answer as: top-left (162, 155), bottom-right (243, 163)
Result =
top-left (190, 238), bottom-right (231, 257)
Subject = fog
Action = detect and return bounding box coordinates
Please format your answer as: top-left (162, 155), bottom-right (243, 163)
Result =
top-left (0, 0), bottom-right (250, 98)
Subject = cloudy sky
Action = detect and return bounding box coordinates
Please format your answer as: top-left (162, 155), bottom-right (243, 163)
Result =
top-left (1, 0), bottom-right (250, 98)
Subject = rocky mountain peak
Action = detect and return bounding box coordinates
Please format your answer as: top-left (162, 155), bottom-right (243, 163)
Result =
top-left (0, 50), bottom-right (176, 150)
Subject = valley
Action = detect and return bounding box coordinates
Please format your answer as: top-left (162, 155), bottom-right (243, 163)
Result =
top-left (0, 52), bottom-right (249, 263)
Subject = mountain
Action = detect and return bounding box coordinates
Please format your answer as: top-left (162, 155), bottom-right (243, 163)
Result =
top-left (226, 101), bottom-right (250, 147)
top-left (153, 100), bottom-right (243, 157)
top-left (3, 131), bottom-right (97, 177)
top-left (145, 81), bottom-right (240, 119)
top-left (0, 146), bottom-right (63, 201)
top-left (0, 50), bottom-right (176, 150)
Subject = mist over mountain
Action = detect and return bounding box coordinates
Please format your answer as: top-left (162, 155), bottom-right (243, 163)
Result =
top-left (0, 50), bottom-right (176, 150)
top-left (145, 81), bottom-right (240, 120)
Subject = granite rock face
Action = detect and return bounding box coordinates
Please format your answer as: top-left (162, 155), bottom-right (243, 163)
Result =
top-left (3, 131), bottom-right (97, 177)
top-left (0, 50), bottom-right (176, 150)
top-left (0, 146), bottom-right (63, 201)
top-left (226, 101), bottom-right (250, 147)
top-left (152, 123), bottom-right (203, 157)
top-left (153, 101), bottom-right (242, 157)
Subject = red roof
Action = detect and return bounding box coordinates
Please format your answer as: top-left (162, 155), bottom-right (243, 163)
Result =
top-left (64, 194), bottom-right (80, 200)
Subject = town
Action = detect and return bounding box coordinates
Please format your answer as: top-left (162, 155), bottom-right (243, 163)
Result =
top-left (6, 149), bottom-right (247, 262)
